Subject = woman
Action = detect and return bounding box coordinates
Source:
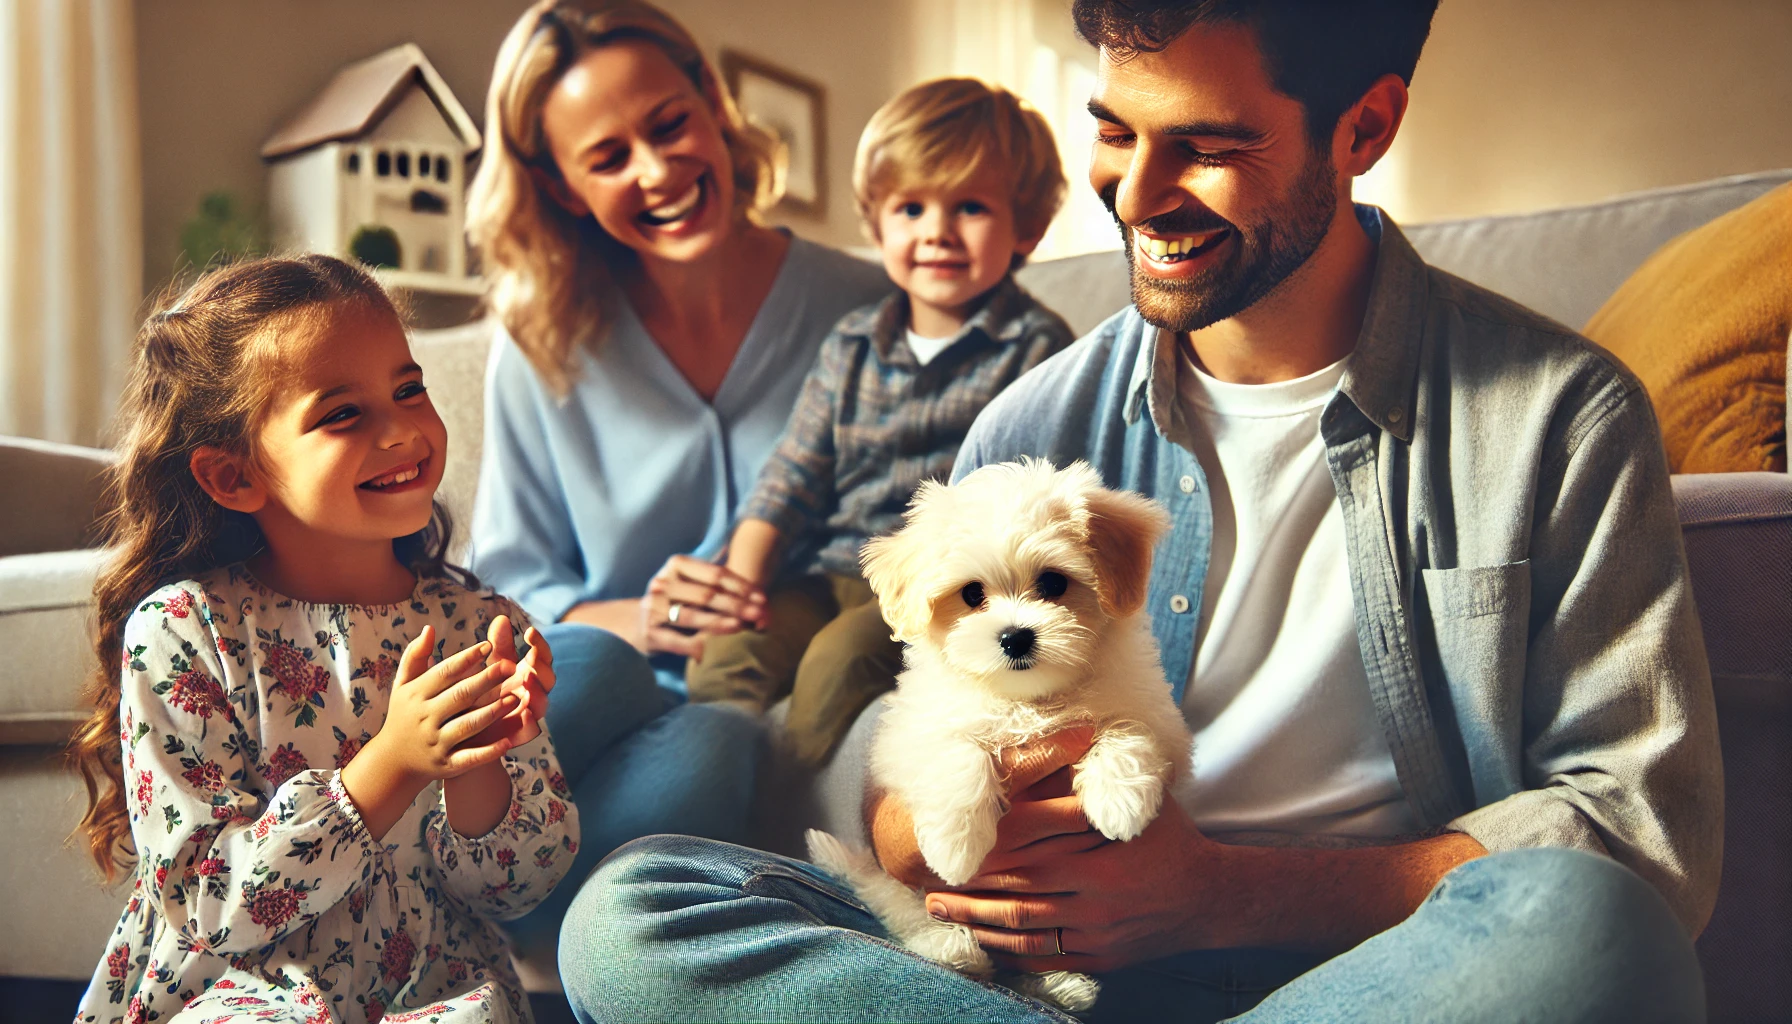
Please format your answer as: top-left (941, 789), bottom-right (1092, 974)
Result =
top-left (464, 0), bottom-right (890, 956)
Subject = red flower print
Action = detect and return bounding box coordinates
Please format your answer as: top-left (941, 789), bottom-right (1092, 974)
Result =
top-left (263, 640), bottom-right (330, 707)
top-left (106, 943), bottom-right (130, 978)
top-left (125, 994), bottom-right (146, 1024)
top-left (355, 654), bottom-right (398, 691)
top-left (197, 857), bottom-right (226, 877)
top-left (154, 861), bottom-right (169, 890)
top-left (380, 925), bottom-right (416, 982)
top-left (335, 732), bottom-right (364, 769)
top-left (164, 590), bottom-right (194, 618)
top-left (246, 882), bottom-right (307, 929)
top-left (365, 996), bottom-right (385, 1023)
top-left (447, 958), bottom-right (468, 982)
top-left (215, 979), bottom-right (236, 988)
top-left (548, 772), bottom-right (568, 796)
top-left (134, 771), bottom-right (155, 818)
top-left (536, 849), bottom-right (555, 869)
top-left (252, 813), bottom-right (276, 840)
top-left (546, 799), bottom-right (566, 825)
top-left (167, 669), bottom-right (229, 719)
top-left (424, 942), bottom-right (440, 962)
top-left (182, 760), bottom-right (224, 792)
top-left (495, 848), bottom-right (517, 867)
top-left (263, 743), bottom-right (309, 786)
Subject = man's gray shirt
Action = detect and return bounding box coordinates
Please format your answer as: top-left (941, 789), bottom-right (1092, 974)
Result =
top-left (952, 206), bottom-right (1722, 934)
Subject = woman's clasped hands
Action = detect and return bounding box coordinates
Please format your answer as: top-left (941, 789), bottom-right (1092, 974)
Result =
top-left (640, 553), bottom-right (768, 657)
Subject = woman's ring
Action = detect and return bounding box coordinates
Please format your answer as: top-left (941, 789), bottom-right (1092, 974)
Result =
top-left (1054, 928), bottom-right (1066, 956)
top-left (668, 602), bottom-right (684, 626)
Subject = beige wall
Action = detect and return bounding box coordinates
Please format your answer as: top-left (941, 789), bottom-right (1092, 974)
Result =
top-left (1368, 0), bottom-right (1792, 222)
top-left (135, 1), bottom-right (1792, 294)
top-left (134, 0), bottom-right (911, 299)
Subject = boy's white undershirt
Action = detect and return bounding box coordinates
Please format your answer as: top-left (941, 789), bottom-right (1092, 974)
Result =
top-left (1176, 342), bottom-right (1419, 840)
top-left (905, 328), bottom-right (958, 366)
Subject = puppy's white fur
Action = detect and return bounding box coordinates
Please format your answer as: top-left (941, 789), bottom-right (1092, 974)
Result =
top-left (807, 459), bottom-right (1192, 1014)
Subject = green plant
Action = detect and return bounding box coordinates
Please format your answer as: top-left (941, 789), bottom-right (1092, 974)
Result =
top-left (349, 225), bottom-right (403, 269)
top-left (178, 191), bottom-right (266, 272)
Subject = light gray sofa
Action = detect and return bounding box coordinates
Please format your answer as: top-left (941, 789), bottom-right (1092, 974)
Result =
top-left (4, 169), bottom-right (1788, 1022)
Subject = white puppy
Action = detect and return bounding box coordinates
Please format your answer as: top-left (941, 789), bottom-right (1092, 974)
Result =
top-left (807, 459), bottom-right (1192, 1013)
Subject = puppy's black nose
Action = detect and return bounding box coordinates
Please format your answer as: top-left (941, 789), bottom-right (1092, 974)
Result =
top-left (999, 627), bottom-right (1036, 661)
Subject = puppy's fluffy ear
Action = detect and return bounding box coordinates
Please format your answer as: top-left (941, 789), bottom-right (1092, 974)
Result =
top-left (860, 481), bottom-right (949, 643)
top-left (1083, 486), bottom-right (1169, 618)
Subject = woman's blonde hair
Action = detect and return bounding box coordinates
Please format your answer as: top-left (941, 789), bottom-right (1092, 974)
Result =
top-left (467, 0), bottom-right (785, 394)
top-left (853, 78), bottom-right (1067, 253)
top-left (68, 254), bottom-right (472, 880)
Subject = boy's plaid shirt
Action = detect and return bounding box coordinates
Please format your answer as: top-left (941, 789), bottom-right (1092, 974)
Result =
top-left (738, 276), bottom-right (1075, 579)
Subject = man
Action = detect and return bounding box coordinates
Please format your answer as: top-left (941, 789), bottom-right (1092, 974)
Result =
top-left (558, 2), bottom-right (1721, 1020)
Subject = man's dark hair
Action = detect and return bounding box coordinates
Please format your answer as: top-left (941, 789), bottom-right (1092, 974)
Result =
top-left (1072, 0), bottom-right (1439, 144)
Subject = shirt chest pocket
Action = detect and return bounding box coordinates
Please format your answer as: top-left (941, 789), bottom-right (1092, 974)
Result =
top-left (1418, 560), bottom-right (1532, 801)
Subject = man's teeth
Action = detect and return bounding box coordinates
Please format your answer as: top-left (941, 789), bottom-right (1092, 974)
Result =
top-left (644, 182), bottom-right (701, 224)
top-left (365, 465), bottom-right (420, 489)
top-left (1139, 231), bottom-right (1224, 260)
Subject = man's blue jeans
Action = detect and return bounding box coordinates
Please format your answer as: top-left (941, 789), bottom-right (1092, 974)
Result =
top-left (502, 625), bottom-right (762, 961)
top-left (558, 835), bottom-right (1705, 1023)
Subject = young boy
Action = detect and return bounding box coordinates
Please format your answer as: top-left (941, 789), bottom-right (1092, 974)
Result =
top-left (685, 78), bottom-right (1075, 766)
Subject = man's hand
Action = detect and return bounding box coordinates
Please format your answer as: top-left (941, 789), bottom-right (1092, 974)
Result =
top-left (870, 727), bottom-right (1102, 889)
top-left (925, 781), bottom-right (1488, 974)
top-left (925, 796), bottom-right (1224, 974)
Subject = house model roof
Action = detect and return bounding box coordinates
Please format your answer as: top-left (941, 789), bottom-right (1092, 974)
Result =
top-left (260, 43), bottom-right (481, 161)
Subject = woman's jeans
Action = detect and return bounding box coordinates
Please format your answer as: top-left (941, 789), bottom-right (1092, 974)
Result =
top-left (502, 623), bottom-right (761, 959)
top-left (558, 837), bottom-right (1705, 1023)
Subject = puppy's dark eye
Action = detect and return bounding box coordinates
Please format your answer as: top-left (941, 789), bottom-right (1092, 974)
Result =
top-left (961, 581), bottom-right (986, 609)
top-left (1035, 571), bottom-right (1068, 600)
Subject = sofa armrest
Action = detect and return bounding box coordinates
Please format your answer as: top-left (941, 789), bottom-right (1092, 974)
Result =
top-left (0, 437), bottom-right (114, 558)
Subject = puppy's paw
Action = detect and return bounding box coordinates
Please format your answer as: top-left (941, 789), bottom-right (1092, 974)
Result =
top-left (1076, 764), bottom-right (1165, 842)
top-left (916, 824), bottom-right (993, 887)
top-left (905, 920), bottom-right (994, 977)
top-left (1006, 970), bottom-right (1100, 1012)
top-left (914, 809), bottom-right (997, 886)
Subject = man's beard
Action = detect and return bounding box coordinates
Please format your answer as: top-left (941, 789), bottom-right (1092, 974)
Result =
top-left (1105, 150), bottom-right (1338, 334)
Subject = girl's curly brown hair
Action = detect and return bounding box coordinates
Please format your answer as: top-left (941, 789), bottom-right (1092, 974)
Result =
top-left (68, 254), bottom-right (471, 880)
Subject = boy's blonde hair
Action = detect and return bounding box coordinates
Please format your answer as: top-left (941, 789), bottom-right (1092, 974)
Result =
top-left (853, 78), bottom-right (1067, 250)
top-left (467, 0), bottom-right (786, 395)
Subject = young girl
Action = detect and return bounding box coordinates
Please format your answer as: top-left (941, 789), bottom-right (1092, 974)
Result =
top-left (69, 255), bottom-right (577, 1024)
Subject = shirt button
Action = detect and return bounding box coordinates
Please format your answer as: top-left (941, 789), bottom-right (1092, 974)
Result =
top-left (1388, 406), bottom-right (1404, 423)
top-left (1178, 475), bottom-right (1196, 493)
top-left (1169, 594), bottom-right (1191, 614)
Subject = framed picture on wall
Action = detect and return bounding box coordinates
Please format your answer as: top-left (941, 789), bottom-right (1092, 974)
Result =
top-left (721, 49), bottom-right (827, 217)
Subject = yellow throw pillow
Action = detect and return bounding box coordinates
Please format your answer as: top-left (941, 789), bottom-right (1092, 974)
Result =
top-left (1583, 182), bottom-right (1790, 473)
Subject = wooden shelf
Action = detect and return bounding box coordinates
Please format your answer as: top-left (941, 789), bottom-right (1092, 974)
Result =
top-left (373, 268), bottom-right (484, 296)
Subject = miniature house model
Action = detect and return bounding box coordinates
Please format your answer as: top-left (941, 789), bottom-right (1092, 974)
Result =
top-left (262, 44), bottom-right (481, 291)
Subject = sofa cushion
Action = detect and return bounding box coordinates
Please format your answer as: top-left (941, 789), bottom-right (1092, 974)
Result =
top-left (409, 320), bottom-right (497, 564)
top-left (1403, 169), bottom-right (1792, 331)
top-left (1672, 471), bottom-right (1792, 1021)
top-left (1582, 184), bottom-right (1791, 473)
top-left (0, 548), bottom-right (107, 743)
top-left (0, 437), bottom-right (112, 559)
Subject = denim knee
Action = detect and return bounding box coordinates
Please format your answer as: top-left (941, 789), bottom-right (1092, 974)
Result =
top-left (537, 622), bottom-right (667, 781)
top-left (1435, 848), bottom-right (1705, 1021)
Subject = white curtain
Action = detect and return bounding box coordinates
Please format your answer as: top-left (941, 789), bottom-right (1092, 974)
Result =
top-left (0, 0), bottom-right (141, 447)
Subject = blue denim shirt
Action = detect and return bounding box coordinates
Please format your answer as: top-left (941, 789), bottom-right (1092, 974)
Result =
top-left (954, 208), bottom-right (1722, 934)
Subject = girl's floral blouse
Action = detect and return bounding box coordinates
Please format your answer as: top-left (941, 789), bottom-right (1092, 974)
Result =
top-left (74, 566), bottom-right (579, 1024)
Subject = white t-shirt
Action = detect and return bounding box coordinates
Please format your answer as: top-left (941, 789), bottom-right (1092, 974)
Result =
top-left (905, 328), bottom-right (959, 366)
top-left (1176, 345), bottom-right (1418, 839)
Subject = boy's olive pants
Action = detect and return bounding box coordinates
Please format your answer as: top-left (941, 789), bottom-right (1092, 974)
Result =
top-left (686, 572), bottom-right (903, 767)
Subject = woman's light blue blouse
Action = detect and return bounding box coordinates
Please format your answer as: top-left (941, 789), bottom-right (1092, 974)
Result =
top-left (470, 236), bottom-right (891, 630)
